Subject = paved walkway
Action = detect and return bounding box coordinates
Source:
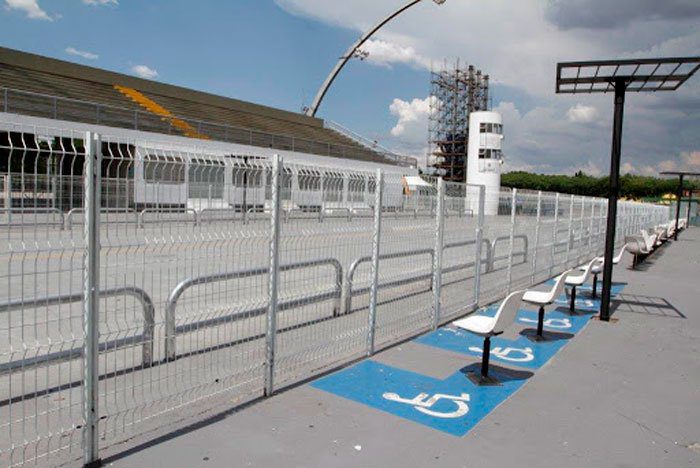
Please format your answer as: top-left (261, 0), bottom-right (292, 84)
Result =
top-left (108, 228), bottom-right (700, 468)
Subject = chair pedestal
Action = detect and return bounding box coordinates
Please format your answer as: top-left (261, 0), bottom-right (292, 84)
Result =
top-left (526, 305), bottom-right (549, 343)
top-left (591, 273), bottom-right (598, 299)
top-left (569, 285), bottom-right (577, 312)
top-left (467, 335), bottom-right (501, 386)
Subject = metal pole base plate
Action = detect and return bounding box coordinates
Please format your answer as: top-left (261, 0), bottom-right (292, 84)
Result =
top-left (592, 316), bottom-right (619, 323)
top-left (525, 333), bottom-right (549, 343)
top-left (467, 371), bottom-right (502, 387)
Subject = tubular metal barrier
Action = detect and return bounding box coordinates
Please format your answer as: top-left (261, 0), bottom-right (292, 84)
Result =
top-left (199, 207), bottom-right (243, 224)
top-left (0, 286), bottom-right (155, 372)
top-left (164, 258), bottom-right (343, 360)
top-left (344, 247), bottom-right (435, 315)
top-left (138, 207), bottom-right (198, 228)
top-left (321, 207), bottom-right (352, 222)
top-left (65, 207), bottom-right (138, 229)
top-left (442, 238), bottom-right (492, 274)
top-left (0, 207), bottom-right (65, 228)
top-left (489, 234), bottom-right (529, 271)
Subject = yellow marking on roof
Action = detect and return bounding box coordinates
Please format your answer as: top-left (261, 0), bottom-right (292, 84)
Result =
top-left (114, 85), bottom-right (209, 140)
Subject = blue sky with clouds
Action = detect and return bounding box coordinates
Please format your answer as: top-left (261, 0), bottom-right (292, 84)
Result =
top-left (1, 0), bottom-right (699, 175)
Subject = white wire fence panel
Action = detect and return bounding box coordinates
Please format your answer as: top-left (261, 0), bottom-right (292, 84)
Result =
top-left (272, 165), bottom-right (375, 388)
top-left (0, 127), bottom-right (87, 467)
top-left (552, 194), bottom-right (571, 274)
top-left (96, 138), bottom-right (272, 451)
top-left (478, 188), bottom-right (514, 306)
top-left (438, 182), bottom-right (480, 322)
top-left (531, 192), bottom-right (556, 284)
top-left (0, 120), bottom-right (677, 468)
top-left (373, 173), bottom-right (436, 350)
top-left (510, 190), bottom-right (539, 292)
top-left (569, 196), bottom-right (588, 267)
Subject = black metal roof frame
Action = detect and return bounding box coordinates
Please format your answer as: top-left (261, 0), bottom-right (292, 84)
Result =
top-left (556, 57), bottom-right (700, 94)
top-left (659, 171), bottom-right (700, 177)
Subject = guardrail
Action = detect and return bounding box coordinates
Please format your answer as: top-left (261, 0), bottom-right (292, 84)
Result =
top-left (198, 207), bottom-right (244, 224)
top-left (343, 247), bottom-right (435, 315)
top-left (138, 207), bottom-right (198, 228)
top-left (0, 286), bottom-right (155, 373)
top-left (65, 207), bottom-right (138, 229)
top-left (490, 234), bottom-right (529, 268)
top-left (0, 207), bottom-right (65, 228)
top-left (442, 238), bottom-right (492, 274)
top-left (164, 258), bottom-right (343, 360)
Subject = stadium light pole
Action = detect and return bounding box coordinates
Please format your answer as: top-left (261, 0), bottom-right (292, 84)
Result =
top-left (305, 0), bottom-right (447, 118)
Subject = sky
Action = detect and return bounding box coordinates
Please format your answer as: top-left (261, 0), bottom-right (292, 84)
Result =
top-left (1, 0), bottom-right (699, 176)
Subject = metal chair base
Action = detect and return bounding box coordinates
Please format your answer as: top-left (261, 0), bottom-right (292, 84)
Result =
top-left (467, 371), bottom-right (502, 386)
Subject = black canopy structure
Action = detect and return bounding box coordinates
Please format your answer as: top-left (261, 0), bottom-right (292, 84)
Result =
top-left (556, 56), bottom-right (700, 322)
top-left (660, 171), bottom-right (700, 240)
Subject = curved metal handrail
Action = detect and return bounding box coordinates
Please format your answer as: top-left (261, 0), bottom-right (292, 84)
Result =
top-left (138, 207), bottom-right (198, 228)
top-left (65, 207), bottom-right (138, 229)
top-left (0, 207), bottom-right (65, 229)
top-left (0, 286), bottom-right (155, 372)
top-left (164, 258), bottom-right (343, 360)
top-left (343, 247), bottom-right (435, 314)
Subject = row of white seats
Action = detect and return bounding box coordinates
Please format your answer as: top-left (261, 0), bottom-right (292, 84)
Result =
top-left (452, 244), bottom-right (629, 385)
top-left (625, 219), bottom-right (686, 267)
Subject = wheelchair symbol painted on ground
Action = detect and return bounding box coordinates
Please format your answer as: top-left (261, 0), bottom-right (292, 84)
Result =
top-left (519, 317), bottom-right (572, 329)
top-left (467, 346), bottom-right (535, 363)
top-left (555, 297), bottom-right (595, 308)
top-left (382, 391), bottom-right (471, 419)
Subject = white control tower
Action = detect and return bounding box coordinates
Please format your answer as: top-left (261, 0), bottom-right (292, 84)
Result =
top-left (466, 111), bottom-right (503, 216)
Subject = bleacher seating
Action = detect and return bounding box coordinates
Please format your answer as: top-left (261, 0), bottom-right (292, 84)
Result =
top-left (0, 46), bottom-right (392, 164)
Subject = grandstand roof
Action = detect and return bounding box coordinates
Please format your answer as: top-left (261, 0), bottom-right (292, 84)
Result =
top-left (0, 47), bottom-right (408, 166)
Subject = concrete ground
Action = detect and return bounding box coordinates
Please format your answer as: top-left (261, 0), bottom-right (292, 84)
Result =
top-left (107, 228), bottom-right (700, 468)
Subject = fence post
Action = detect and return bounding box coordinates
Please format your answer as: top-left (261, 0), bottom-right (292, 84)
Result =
top-left (473, 185), bottom-right (485, 306)
top-left (366, 169), bottom-right (384, 355)
top-left (264, 154), bottom-right (282, 396)
top-left (506, 188), bottom-right (517, 293)
top-left (531, 191), bottom-right (542, 285)
top-left (82, 131), bottom-right (101, 468)
top-left (431, 178), bottom-right (445, 329)
top-left (587, 197), bottom-right (594, 254)
top-left (565, 194), bottom-right (574, 267)
top-left (550, 193), bottom-right (560, 276)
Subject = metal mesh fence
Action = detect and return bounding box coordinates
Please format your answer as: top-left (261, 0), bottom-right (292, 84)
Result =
top-left (0, 122), bottom-right (672, 467)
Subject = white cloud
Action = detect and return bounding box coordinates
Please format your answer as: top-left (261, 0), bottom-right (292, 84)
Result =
top-left (681, 150), bottom-right (700, 168)
top-left (82, 0), bottom-right (118, 5)
top-left (65, 47), bottom-right (98, 60)
top-left (276, 0), bottom-right (700, 175)
top-left (360, 39), bottom-right (430, 70)
top-left (130, 64), bottom-right (158, 80)
top-left (566, 104), bottom-right (599, 123)
top-left (4, 0), bottom-right (52, 21)
top-left (389, 96), bottom-right (433, 138)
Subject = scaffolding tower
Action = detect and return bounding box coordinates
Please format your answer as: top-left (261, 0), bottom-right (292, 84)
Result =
top-left (428, 61), bottom-right (489, 182)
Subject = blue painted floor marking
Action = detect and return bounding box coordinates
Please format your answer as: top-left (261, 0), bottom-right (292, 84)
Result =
top-left (311, 360), bottom-right (531, 436)
top-left (309, 280), bottom-right (626, 436)
top-left (415, 324), bottom-right (574, 370)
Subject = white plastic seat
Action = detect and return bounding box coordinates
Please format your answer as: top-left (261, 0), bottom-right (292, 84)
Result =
top-left (578, 244), bottom-right (627, 297)
top-left (565, 258), bottom-right (599, 312)
top-left (521, 270), bottom-right (572, 341)
top-left (452, 290), bottom-right (525, 384)
top-left (625, 236), bottom-right (651, 268)
top-left (640, 229), bottom-right (657, 252)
